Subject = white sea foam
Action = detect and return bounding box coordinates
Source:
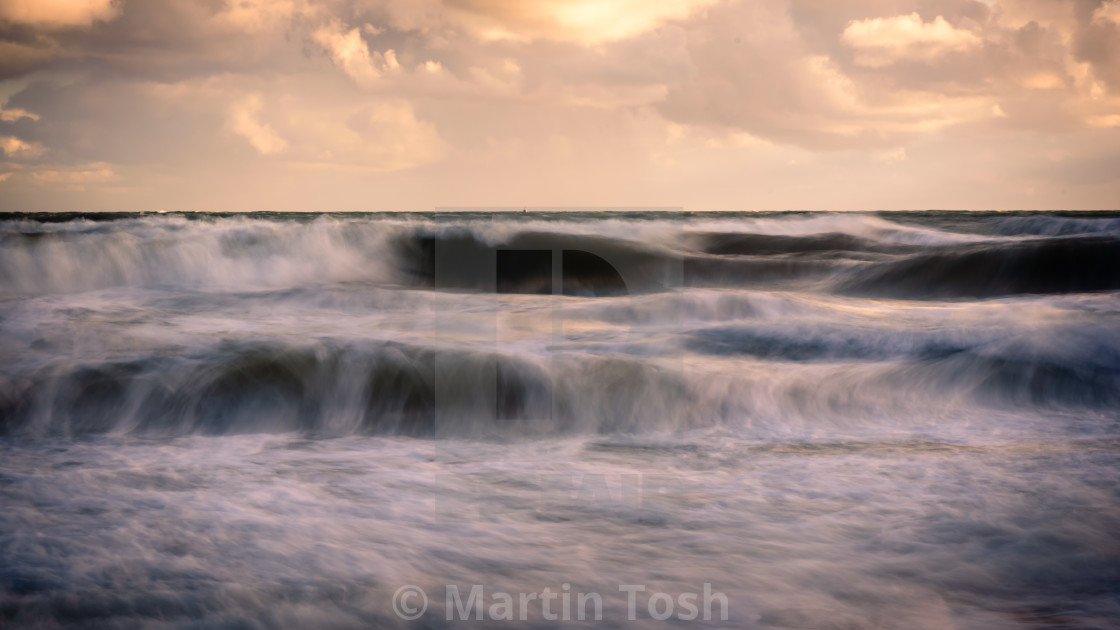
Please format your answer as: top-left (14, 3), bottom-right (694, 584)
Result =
top-left (2, 211), bottom-right (1118, 627)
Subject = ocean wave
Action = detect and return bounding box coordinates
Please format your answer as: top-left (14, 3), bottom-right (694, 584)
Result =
top-left (990, 214), bottom-right (1120, 237)
top-left (4, 317), bottom-right (1117, 440)
top-left (0, 340), bottom-right (704, 438)
top-left (840, 235), bottom-right (1120, 298)
top-left (5, 212), bottom-right (1119, 298)
top-left (2, 211), bottom-right (1119, 443)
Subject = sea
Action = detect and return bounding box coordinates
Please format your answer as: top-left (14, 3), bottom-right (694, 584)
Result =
top-left (1, 210), bottom-right (1119, 628)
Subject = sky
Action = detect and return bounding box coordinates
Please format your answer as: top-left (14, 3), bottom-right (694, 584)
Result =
top-left (0, 0), bottom-right (1118, 211)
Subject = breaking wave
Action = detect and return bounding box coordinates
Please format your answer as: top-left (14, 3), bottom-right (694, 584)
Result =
top-left (2, 210), bottom-right (1119, 441)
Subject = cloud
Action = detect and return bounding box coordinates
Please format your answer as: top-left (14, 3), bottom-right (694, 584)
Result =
top-left (30, 163), bottom-right (115, 183)
top-left (657, 2), bottom-right (1003, 149)
top-left (0, 0), bottom-right (120, 28)
top-left (0, 135), bottom-right (44, 158)
top-left (875, 147), bottom-right (907, 164)
top-left (0, 35), bottom-right (60, 79)
top-left (1073, 0), bottom-right (1120, 93)
top-left (842, 13), bottom-right (982, 67)
top-left (444, 0), bottom-right (720, 44)
top-left (657, 0), bottom-right (1120, 150)
top-left (311, 18), bottom-right (400, 86)
top-left (1087, 113), bottom-right (1120, 127)
top-left (0, 106), bottom-right (37, 121)
top-left (228, 93), bottom-right (288, 155)
top-left (214, 0), bottom-right (301, 33)
top-left (286, 98), bottom-right (447, 171)
top-left (0, 161), bottom-right (117, 189)
top-left (0, 0), bottom-right (1117, 210)
top-left (1098, 1), bottom-right (1120, 25)
top-left (357, 0), bottom-right (719, 44)
top-left (351, 100), bottom-right (445, 170)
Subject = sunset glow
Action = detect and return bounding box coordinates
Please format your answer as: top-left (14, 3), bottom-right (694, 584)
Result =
top-left (0, 0), bottom-right (1117, 210)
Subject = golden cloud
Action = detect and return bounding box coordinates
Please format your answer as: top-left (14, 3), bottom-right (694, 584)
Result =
top-left (0, 0), bottom-right (119, 28)
top-left (842, 13), bottom-right (981, 67)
